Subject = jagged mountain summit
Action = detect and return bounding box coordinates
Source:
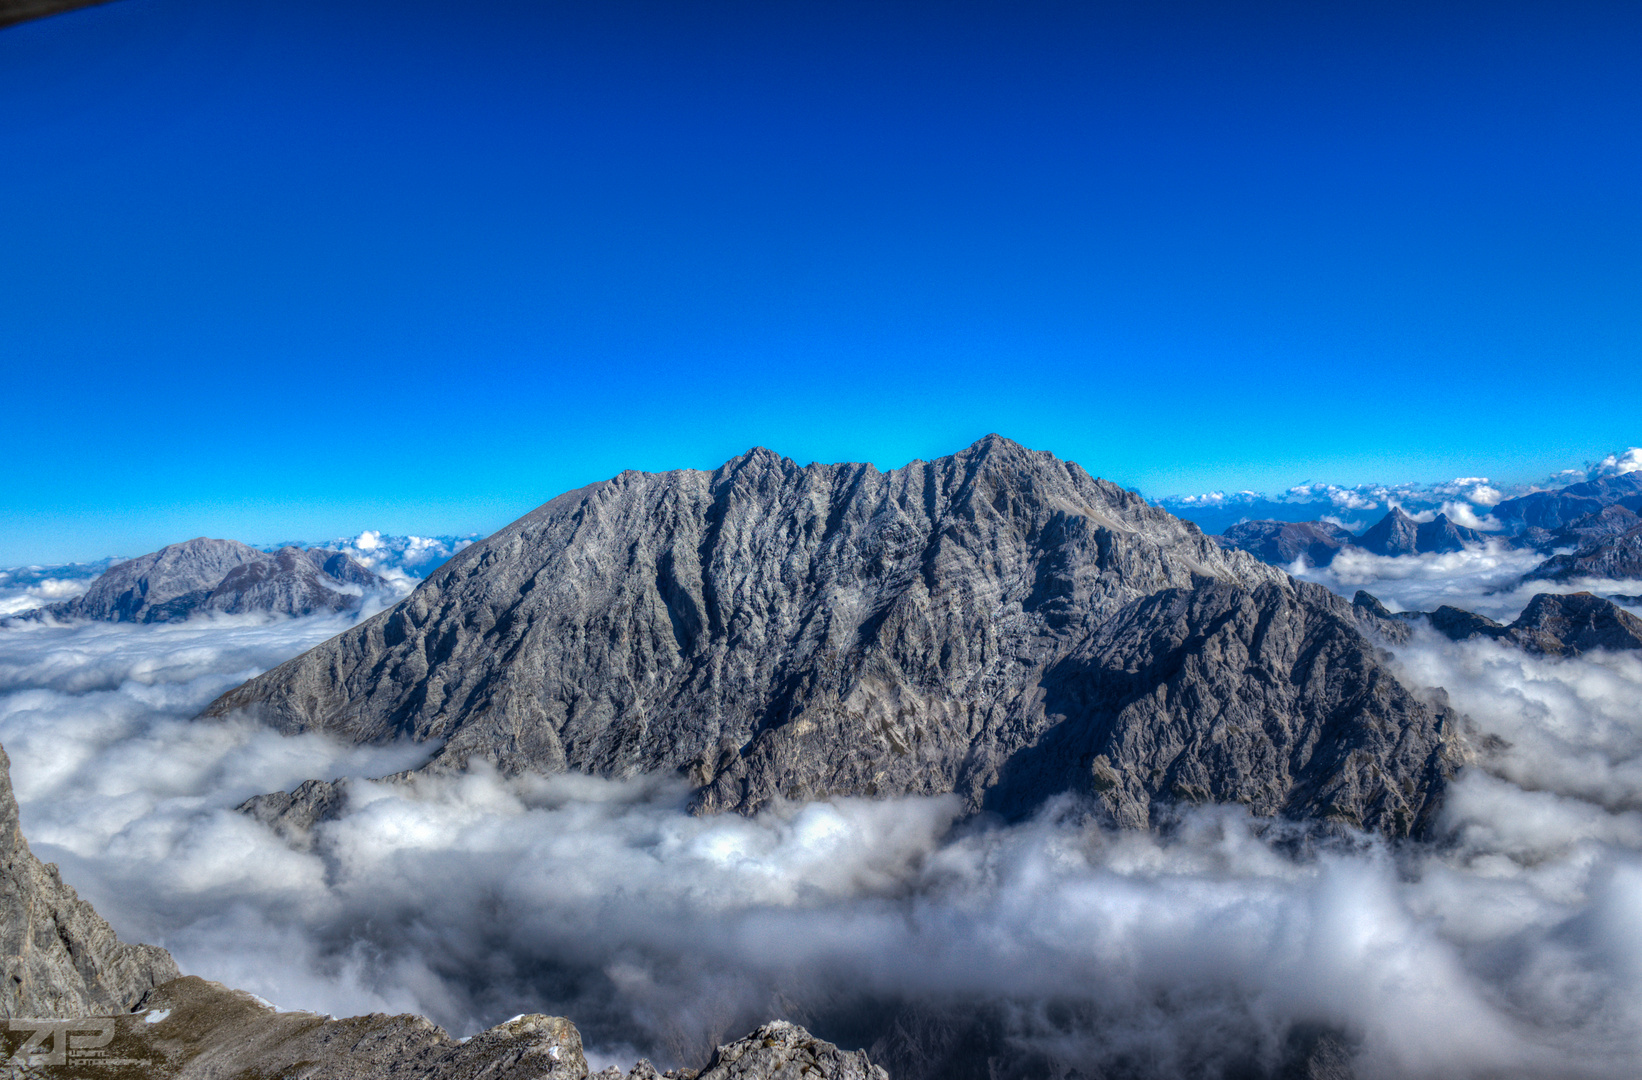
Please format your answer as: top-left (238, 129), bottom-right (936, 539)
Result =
top-left (1425, 592), bottom-right (1642, 655)
top-left (13, 538), bottom-right (385, 623)
top-left (207, 436), bottom-right (1458, 836)
top-left (1355, 507), bottom-right (1484, 556)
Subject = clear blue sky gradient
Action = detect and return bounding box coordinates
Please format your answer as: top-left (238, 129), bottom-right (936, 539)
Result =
top-left (2, 0), bottom-right (1639, 563)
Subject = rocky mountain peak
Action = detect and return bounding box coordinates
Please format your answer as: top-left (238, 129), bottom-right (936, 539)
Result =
top-left (205, 439), bottom-right (1456, 836)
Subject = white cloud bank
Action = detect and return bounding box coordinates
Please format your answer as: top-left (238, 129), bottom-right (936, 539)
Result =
top-left (3, 596), bottom-right (1642, 1077)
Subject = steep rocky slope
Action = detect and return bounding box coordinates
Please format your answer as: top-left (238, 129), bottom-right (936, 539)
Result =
top-left (0, 743), bottom-right (178, 1019)
top-left (207, 437), bottom-right (1456, 835)
top-left (1017, 580), bottom-right (1457, 834)
top-left (18, 538), bottom-right (384, 623)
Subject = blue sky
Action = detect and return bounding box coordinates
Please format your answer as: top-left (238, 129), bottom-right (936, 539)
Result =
top-left (2, 0), bottom-right (1638, 564)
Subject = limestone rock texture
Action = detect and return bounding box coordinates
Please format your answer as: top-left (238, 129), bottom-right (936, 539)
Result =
top-left (4, 974), bottom-right (589, 1079)
top-left (205, 436), bottom-right (1456, 835)
top-left (0, 742), bottom-right (178, 1019)
top-left (18, 538), bottom-right (384, 624)
top-left (236, 778), bottom-right (354, 851)
top-left (589, 1021), bottom-right (888, 1080)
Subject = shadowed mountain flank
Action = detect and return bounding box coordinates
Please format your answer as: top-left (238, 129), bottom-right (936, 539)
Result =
top-left (205, 437), bottom-right (1455, 834)
top-left (994, 580), bottom-right (1458, 834)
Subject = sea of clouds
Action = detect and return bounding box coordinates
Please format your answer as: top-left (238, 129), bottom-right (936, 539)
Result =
top-left (2, 557), bottom-right (1642, 1077)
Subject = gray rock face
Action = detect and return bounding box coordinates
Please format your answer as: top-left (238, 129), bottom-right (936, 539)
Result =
top-left (18, 538), bottom-right (385, 623)
top-left (0, 742), bottom-right (179, 1019)
top-left (6, 974), bottom-right (588, 1079)
top-left (208, 438), bottom-right (1455, 836)
top-left (1427, 605), bottom-right (1506, 642)
top-left (1216, 520), bottom-right (1354, 567)
top-left (1349, 591), bottom-right (1419, 630)
top-left (1427, 592), bottom-right (1642, 656)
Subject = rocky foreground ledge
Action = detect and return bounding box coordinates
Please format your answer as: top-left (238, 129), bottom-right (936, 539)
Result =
top-left (1, 974), bottom-right (884, 1080)
top-left (0, 739), bottom-right (885, 1079)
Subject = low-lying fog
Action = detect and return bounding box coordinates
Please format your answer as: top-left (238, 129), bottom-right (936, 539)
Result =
top-left (3, 550), bottom-right (1641, 1078)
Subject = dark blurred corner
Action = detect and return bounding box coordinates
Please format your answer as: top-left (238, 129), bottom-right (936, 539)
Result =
top-left (1, 0), bottom-right (118, 30)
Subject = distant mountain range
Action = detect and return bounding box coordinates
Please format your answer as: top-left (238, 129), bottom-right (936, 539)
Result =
top-left (0, 532), bottom-right (477, 620)
top-left (1161, 454), bottom-right (1642, 535)
top-left (1212, 471), bottom-right (1642, 583)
